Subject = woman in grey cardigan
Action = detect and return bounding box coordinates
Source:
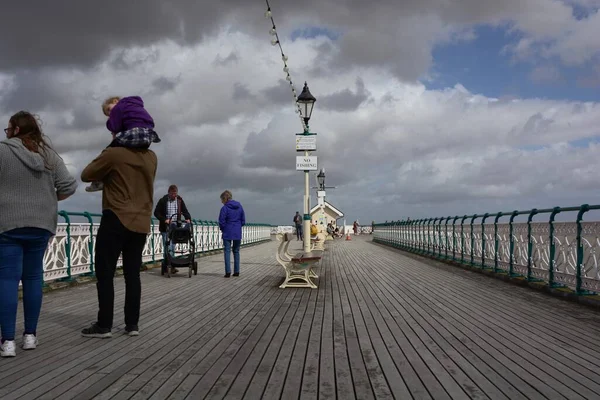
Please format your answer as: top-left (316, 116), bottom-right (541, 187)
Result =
top-left (0, 111), bottom-right (77, 357)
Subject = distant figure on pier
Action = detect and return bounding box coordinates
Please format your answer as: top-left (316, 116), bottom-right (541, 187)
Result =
top-left (353, 220), bottom-right (360, 235)
top-left (80, 115), bottom-right (158, 339)
top-left (293, 211), bottom-right (302, 241)
top-left (0, 111), bottom-right (77, 357)
top-left (153, 185), bottom-right (192, 275)
top-left (85, 96), bottom-right (161, 193)
top-left (218, 190), bottom-right (246, 278)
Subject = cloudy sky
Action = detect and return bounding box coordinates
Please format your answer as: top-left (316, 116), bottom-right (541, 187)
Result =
top-left (2, 0), bottom-right (600, 225)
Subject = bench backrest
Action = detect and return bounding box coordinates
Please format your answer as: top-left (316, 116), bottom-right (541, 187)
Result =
top-left (276, 233), bottom-right (294, 265)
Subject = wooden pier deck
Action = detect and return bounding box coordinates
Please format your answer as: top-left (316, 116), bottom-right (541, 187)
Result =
top-left (1, 235), bottom-right (600, 399)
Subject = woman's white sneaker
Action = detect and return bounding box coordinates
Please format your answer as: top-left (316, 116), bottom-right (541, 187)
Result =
top-left (0, 340), bottom-right (16, 357)
top-left (22, 334), bottom-right (38, 350)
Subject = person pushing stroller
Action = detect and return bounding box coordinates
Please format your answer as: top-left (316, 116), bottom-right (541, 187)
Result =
top-left (153, 185), bottom-right (192, 275)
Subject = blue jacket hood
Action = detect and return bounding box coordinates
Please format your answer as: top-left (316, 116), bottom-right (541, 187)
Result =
top-left (225, 200), bottom-right (242, 210)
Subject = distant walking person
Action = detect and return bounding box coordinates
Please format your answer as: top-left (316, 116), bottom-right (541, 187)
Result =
top-left (0, 111), bottom-right (77, 357)
top-left (293, 211), bottom-right (302, 241)
top-left (218, 190), bottom-right (245, 278)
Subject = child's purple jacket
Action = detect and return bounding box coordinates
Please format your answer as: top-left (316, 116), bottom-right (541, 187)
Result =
top-left (106, 96), bottom-right (155, 133)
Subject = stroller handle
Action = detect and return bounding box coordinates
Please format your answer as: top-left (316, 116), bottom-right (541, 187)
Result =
top-left (167, 213), bottom-right (191, 227)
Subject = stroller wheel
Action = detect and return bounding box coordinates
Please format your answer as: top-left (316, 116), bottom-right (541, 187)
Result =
top-left (194, 262), bottom-right (198, 275)
top-left (188, 267), bottom-right (192, 278)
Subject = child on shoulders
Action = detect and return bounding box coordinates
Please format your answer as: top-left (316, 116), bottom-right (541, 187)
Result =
top-left (85, 96), bottom-right (161, 192)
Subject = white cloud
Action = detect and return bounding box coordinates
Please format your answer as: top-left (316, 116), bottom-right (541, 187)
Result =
top-left (1, 3), bottom-right (600, 224)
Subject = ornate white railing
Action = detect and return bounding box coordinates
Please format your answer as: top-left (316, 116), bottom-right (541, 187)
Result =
top-left (43, 213), bottom-right (272, 283)
top-left (373, 204), bottom-right (600, 295)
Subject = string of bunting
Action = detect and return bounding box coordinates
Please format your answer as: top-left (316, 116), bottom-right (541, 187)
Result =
top-left (264, 0), bottom-right (306, 130)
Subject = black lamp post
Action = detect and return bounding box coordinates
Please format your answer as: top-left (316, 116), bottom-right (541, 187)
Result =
top-left (317, 169), bottom-right (325, 190)
top-left (297, 81), bottom-right (316, 129)
top-left (296, 81), bottom-right (317, 252)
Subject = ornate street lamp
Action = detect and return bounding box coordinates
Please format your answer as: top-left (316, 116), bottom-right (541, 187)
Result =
top-left (297, 82), bottom-right (316, 128)
top-left (317, 169), bottom-right (325, 190)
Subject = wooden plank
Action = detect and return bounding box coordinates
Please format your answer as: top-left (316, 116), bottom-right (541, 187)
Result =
top-left (251, 288), bottom-right (312, 399)
top-left (328, 248), bottom-right (356, 400)
top-left (335, 245), bottom-right (400, 399)
top-left (173, 283), bottom-right (289, 399)
top-left (278, 281), bottom-right (319, 398)
top-left (238, 289), bottom-right (309, 399)
top-left (0, 245), bottom-right (275, 400)
top-left (202, 289), bottom-right (300, 399)
top-left (317, 257), bottom-right (336, 400)
top-left (106, 254), bottom-right (278, 399)
top-left (383, 255), bottom-right (600, 398)
top-left (299, 258), bottom-right (327, 400)
top-left (367, 240), bottom-right (600, 399)
top-left (331, 247), bottom-right (374, 399)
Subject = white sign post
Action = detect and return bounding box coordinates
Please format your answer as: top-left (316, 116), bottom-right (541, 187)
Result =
top-left (296, 156), bottom-right (318, 171)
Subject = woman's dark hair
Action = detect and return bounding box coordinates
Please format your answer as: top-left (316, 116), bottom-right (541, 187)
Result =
top-left (9, 111), bottom-right (56, 169)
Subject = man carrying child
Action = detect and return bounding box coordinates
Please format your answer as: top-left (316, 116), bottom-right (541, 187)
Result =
top-left (79, 95), bottom-right (158, 338)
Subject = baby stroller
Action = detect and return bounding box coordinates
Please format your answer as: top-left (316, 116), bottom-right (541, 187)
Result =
top-left (162, 214), bottom-right (198, 278)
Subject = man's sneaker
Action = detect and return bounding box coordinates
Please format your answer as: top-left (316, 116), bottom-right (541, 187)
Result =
top-left (81, 323), bottom-right (112, 338)
top-left (0, 340), bottom-right (16, 357)
top-left (21, 334), bottom-right (38, 350)
top-left (125, 325), bottom-right (139, 336)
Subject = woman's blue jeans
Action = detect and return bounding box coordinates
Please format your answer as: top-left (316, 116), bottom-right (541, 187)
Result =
top-left (0, 228), bottom-right (52, 341)
top-left (223, 239), bottom-right (241, 274)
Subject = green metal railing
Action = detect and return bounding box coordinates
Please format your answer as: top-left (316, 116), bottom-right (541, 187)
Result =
top-left (373, 204), bottom-right (600, 296)
top-left (45, 210), bottom-right (274, 283)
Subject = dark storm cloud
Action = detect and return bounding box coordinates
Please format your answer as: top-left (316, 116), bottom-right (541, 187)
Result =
top-left (232, 82), bottom-right (254, 100)
top-left (261, 79), bottom-right (294, 105)
top-left (0, 0), bottom-right (588, 82)
top-left (213, 52), bottom-right (239, 67)
top-left (0, 69), bottom-right (71, 112)
top-left (0, 1), bottom-right (261, 72)
top-left (152, 76), bottom-right (180, 93)
top-left (317, 77), bottom-right (370, 112)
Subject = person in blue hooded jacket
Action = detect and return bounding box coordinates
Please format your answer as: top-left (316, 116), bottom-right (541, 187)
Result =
top-left (218, 190), bottom-right (246, 277)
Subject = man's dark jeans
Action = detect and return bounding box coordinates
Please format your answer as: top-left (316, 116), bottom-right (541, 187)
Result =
top-left (295, 224), bottom-right (303, 240)
top-left (94, 210), bottom-right (147, 330)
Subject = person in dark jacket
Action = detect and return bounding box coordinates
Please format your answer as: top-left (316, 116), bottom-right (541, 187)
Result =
top-left (218, 190), bottom-right (245, 278)
top-left (153, 185), bottom-right (191, 274)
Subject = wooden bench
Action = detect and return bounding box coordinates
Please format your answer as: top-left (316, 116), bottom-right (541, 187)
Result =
top-left (310, 232), bottom-right (325, 251)
top-left (276, 233), bottom-right (321, 289)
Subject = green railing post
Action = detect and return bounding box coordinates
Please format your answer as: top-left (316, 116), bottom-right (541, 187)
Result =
top-left (576, 204), bottom-right (590, 295)
top-left (445, 217), bottom-right (451, 260)
top-left (429, 218), bottom-right (435, 256)
top-left (470, 215), bottom-right (478, 266)
top-left (526, 208), bottom-right (539, 281)
top-left (481, 213), bottom-right (489, 269)
top-left (57, 210), bottom-right (73, 282)
top-left (150, 218), bottom-right (156, 263)
top-left (192, 219), bottom-right (199, 254)
top-left (548, 207), bottom-right (561, 288)
top-left (452, 216), bottom-right (459, 261)
top-left (493, 212), bottom-right (503, 273)
top-left (438, 218), bottom-right (444, 258)
top-left (82, 211), bottom-right (95, 274)
top-left (509, 210), bottom-right (519, 277)
top-left (460, 216), bottom-right (467, 264)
